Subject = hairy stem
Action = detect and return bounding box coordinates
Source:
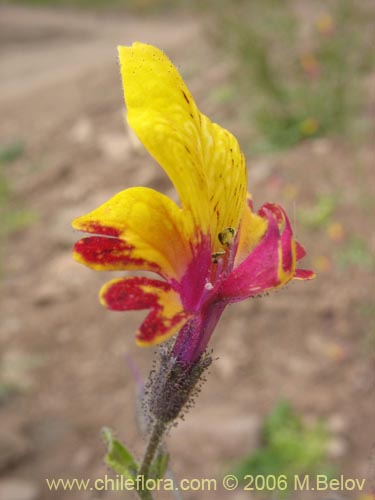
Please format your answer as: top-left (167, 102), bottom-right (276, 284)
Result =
top-left (136, 419), bottom-right (166, 500)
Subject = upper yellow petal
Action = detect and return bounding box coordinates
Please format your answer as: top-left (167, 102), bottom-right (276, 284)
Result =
top-left (118, 42), bottom-right (247, 252)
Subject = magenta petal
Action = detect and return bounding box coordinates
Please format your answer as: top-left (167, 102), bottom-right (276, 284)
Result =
top-left (173, 234), bottom-right (212, 312)
top-left (294, 269), bottom-right (316, 280)
top-left (295, 241), bottom-right (307, 261)
top-left (259, 203), bottom-right (294, 273)
top-left (280, 211), bottom-right (294, 273)
top-left (218, 209), bottom-right (281, 301)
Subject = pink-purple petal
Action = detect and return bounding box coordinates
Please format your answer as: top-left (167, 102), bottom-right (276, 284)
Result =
top-left (218, 209), bottom-right (281, 301)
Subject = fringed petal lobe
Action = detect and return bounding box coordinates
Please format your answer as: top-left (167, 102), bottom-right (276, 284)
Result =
top-left (100, 277), bottom-right (190, 345)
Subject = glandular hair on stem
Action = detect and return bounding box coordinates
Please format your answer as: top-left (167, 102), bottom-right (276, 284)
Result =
top-left (142, 345), bottom-right (213, 428)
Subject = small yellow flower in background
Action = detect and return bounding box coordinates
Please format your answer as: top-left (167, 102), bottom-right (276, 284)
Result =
top-left (300, 117), bottom-right (319, 136)
top-left (327, 222), bottom-right (344, 242)
top-left (316, 13), bottom-right (335, 37)
top-left (325, 342), bottom-right (348, 362)
top-left (282, 183), bottom-right (300, 201)
top-left (299, 53), bottom-right (320, 78)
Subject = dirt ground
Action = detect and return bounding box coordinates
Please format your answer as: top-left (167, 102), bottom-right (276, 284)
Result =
top-left (0, 4), bottom-right (374, 500)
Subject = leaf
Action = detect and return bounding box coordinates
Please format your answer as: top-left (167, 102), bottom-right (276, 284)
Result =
top-left (102, 427), bottom-right (138, 480)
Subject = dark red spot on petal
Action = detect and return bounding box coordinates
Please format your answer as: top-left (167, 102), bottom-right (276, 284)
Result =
top-left (85, 222), bottom-right (121, 237)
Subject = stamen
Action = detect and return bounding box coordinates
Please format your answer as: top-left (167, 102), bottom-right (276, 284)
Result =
top-left (218, 227), bottom-right (236, 246)
top-left (211, 250), bottom-right (225, 263)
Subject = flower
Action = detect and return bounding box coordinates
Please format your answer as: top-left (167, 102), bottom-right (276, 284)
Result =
top-left (300, 117), bottom-right (319, 136)
top-left (316, 13), bottom-right (335, 37)
top-left (72, 42), bottom-right (314, 364)
top-left (299, 53), bottom-right (320, 79)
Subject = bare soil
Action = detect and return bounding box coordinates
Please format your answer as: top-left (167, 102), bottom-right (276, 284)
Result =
top-left (0, 5), bottom-right (374, 500)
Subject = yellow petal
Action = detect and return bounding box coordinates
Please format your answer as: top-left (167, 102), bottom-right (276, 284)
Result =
top-left (72, 187), bottom-right (194, 281)
top-left (234, 198), bottom-right (268, 266)
top-left (118, 42), bottom-right (247, 251)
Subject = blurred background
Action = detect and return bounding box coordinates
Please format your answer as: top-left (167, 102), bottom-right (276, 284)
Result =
top-left (0, 0), bottom-right (374, 499)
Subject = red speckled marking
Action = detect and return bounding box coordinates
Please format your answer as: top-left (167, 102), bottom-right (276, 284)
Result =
top-left (83, 222), bottom-right (121, 237)
top-left (102, 277), bottom-right (187, 344)
top-left (138, 309), bottom-right (187, 344)
top-left (103, 277), bottom-right (170, 311)
top-left (74, 237), bottom-right (160, 272)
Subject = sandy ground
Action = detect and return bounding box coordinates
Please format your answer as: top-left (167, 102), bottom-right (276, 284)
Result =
top-left (0, 4), bottom-right (374, 500)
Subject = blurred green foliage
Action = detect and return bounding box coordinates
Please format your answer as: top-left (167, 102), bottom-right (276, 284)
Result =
top-left (231, 401), bottom-right (334, 497)
top-left (9, 0), bottom-right (373, 151)
top-left (203, 0), bottom-right (374, 151)
top-left (337, 236), bottom-right (373, 271)
top-left (4, 0), bottom-right (189, 12)
top-left (298, 194), bottom-right (337, 229)
top-left (0, 352), bottom-right (44, 404)
top-left (0, 142), bottom-right (36, 270)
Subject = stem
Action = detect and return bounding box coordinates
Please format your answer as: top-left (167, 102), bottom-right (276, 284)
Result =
top-left (136, 419), bottom-right (166, 500)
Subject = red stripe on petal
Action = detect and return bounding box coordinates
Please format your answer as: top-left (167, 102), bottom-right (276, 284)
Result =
top-left (87, 222), bottom-right (120, 237)
top-left (73, 237), bottom-right (161, 273)
top-left (74, 221), bottom-right (121, 237)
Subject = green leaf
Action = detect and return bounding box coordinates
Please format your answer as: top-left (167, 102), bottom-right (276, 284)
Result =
top-left (102, 427), bottom-right (138, 480)
top-left (0, 141), bottom-right (24, 164)
top-left (231, 400), bottom-right (334, 497)
top-left (150, 449), bottom-right (169, 479)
